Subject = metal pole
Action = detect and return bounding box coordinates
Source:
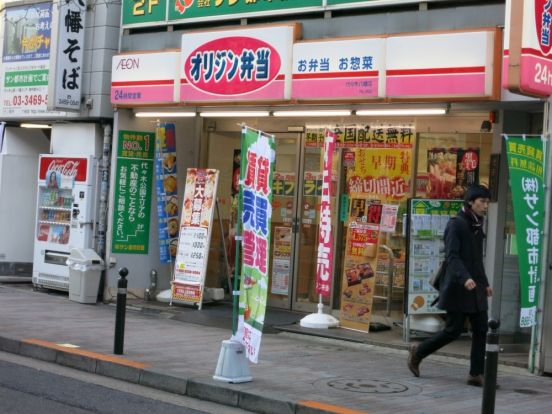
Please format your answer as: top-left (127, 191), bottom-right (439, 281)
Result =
top-left (481, 319), bottom-right (500, 414)
top-left (114, 267), bottom-right (128, 355)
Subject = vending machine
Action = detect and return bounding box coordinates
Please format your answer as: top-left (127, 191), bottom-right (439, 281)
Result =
top-left (32, 155), bottom-right (97, 291)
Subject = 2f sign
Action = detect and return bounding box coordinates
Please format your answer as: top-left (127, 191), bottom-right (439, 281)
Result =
top-left (123, 0), bottom-right (166, 26)
top-left (134, 0), bottom-right (159, 15)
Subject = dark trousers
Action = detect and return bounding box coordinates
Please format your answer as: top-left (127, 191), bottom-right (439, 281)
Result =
top-left (416, 310), bottom-right (488, 376)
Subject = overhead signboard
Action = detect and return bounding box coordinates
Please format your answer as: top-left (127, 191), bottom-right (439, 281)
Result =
top-left (180, 25), bottom-right (296, 102)
top-left (504, 0), bottom-right (552, 97)
top-left (121, 0), bottom-right (451, 28)
top-left (1, 3), bottom-right (66, 118)
top-left (386, 29), bottom-right (499, 99)
top-left (49, 0), bottom-right (86, 111)
top-left (111, 51), bottom-right (180, 105)
top-left (292, 37), bottom-right (385, 100)
top-left (122, 0), bottom-right (319, 27)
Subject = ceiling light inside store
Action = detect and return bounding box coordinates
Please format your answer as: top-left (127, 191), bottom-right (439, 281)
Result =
top-left (199, 111), bottom-right (270, 117)
top-left (355, 108), bottom-right (447, 116)
top-left (273, 110), bottom-right (352, 117)
top-left (134, 112), bottom-right (196, 118)
top-left (20, 123), bottom-right (51, 129)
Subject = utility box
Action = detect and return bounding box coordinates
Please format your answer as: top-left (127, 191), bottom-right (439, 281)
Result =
top-left (67, 248), bottom-right (104, 304)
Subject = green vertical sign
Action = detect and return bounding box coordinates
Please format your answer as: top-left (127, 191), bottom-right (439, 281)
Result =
top-left (236, 126), bottom-right (276, 363)
top-left (112, 130), bottom-right (155, 254)
top-left (505, 135), bottom-right (547, 327)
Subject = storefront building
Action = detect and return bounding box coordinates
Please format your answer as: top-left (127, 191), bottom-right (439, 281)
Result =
top-left (107, 1), bottom-right (551, 373)
top-left (0, 1), bottom-right (119, 287)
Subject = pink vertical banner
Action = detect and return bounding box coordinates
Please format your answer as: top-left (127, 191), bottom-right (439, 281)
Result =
top-left (315, 129), bottom-right (336, 297)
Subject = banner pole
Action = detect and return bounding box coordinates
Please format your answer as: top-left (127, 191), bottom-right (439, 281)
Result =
top-left (231, 126), bottom-right (247, 336)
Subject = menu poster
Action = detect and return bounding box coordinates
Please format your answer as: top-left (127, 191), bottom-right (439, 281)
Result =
top-left (270, 226), bottom-right (292, 295)
top-left (155, 123), bottom-right (178, 264)
top-left (172, 168), bottom-right (219, 308)
top-left (406, 199), bottom-right (462, 315)
top-left (339, 222), bottom-right (379, 332)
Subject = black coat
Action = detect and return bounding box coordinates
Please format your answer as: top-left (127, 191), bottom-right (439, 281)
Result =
top-left (437, 209), bottom-right (489, 313)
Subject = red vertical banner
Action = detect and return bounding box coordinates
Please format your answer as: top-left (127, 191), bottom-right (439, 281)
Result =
top-left (315, 129), bottom-right (336, 297)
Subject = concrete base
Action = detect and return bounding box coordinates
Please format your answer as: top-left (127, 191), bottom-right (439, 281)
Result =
top-left (300, 312), bottom-right (340, 329)
top-left (213, 340), bottom-right (252, 383)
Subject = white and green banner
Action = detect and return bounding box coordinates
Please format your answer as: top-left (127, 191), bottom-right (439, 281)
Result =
top-left (234, 126), bottom-right (275, 363)
top-left (505, 135), bottom-right (547, 327)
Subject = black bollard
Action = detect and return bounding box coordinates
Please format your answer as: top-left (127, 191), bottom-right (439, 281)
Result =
top-left (481, 319), bottom-right (500, 414)
top-left (114, 267), bottom-right (128, 355)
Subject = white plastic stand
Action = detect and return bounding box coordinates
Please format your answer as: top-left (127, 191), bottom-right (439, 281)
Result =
top-left (213, 339), bottom-right (253, 383)
top-left (300, 296), bottom-right (339, 329)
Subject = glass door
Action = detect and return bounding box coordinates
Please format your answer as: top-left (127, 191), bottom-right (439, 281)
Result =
top-left (291, 140), bottom-right (341, 313)
top-left (267, 133), bottom-right (301, 309)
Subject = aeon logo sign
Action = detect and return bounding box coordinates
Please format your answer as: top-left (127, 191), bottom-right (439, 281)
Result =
top-left (184, 36), bottom-right (281, 95)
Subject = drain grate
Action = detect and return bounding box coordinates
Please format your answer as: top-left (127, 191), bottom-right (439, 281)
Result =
top-left (326, 378), bottom-right (410, 394)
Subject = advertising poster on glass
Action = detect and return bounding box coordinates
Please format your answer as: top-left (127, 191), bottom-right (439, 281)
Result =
top-left (427, 148), bottom-right (480, 199)
top-left (154, 123), bottom-right (178, 264)
top-left (270, 226), bottom-right (292, 295)
top-left (405, 199), bottom-right (463, 319)
top-left (111, 131), bottom-right (155, 254)
top-left (235, 127), bottom-right (275, 363)
top-left (339, 194), bottom-right (382, 331)
top-left (172, 168), bottom-right (219, 308)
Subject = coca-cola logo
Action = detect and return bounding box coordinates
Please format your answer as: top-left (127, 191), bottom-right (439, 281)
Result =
top-left (48, 160), bottom-right (80, 177)
top-left (40, 157), bottom-right (88, 182)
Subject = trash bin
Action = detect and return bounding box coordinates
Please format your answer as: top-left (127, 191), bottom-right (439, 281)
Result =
top-left (67, 248), bottom-right (104, 304)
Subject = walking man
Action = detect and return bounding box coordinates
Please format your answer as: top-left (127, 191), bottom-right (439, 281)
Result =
top-left (407, 185), bottom-right (492, 386)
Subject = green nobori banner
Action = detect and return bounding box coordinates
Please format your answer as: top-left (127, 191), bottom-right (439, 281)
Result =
top-left (4, 70), bottom-right (49, 87)
top-left (505, 135), bottom-right (547, 328)
top-left (123, 0), bottom-right (318, 26)
top-left (112, 130), bottom-right (155, 254)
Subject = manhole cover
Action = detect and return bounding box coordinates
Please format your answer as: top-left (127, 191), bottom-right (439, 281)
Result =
top-left (326, 378), bottom-right (409, 394)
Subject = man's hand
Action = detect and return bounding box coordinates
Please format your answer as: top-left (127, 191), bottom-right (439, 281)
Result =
top-left (486, 287), bottom-right (493, 297)
top-left (464, 278), bottom-right (476, 290)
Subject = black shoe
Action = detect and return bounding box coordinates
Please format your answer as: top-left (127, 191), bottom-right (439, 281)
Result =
top-left (467, 374), bottom-right (484, 387)
top-left (407, 344), bottom-right (421, 377)
top-left (467, 374), bottom-right (500, 389)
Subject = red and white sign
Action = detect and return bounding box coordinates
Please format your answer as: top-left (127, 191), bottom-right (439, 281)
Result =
top-left (386, 30), bottom-right (497, 98)
top-left (504, 0), bottom-right (552, 97)
top-left (39, 156), bottom-right (88, 182)
top-left (315, 129), bottom-right (336, 297)
top-left (292, 37), bottom-right (385, 100)
top-left (111, 51), bottom-right (179, 105)
top-left (180, 25), bottom-right (295, 102)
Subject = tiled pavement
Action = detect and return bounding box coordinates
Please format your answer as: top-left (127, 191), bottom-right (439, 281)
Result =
top-left (1, 284), bottom-right (550, 414)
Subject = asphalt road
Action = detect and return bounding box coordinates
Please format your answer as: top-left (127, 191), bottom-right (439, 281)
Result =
top-left (0, 351), bottom-right (251, 414)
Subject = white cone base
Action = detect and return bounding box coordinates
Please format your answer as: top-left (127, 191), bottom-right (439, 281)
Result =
top-left (213, 340), bottom-right (252, 383)
top-left (300, 312), bottom-right (340, 329)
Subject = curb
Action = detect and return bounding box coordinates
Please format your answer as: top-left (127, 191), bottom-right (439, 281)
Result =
top-left (0, 335), bottom-right (362, 414)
